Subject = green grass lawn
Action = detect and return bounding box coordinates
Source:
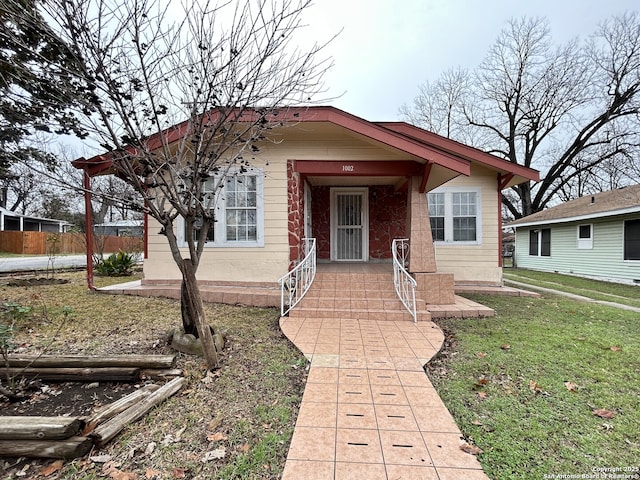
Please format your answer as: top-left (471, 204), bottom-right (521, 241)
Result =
top-left (428, 293), bottom-right (640, 479)
top-left (503, 268), bottom-right (640, 308)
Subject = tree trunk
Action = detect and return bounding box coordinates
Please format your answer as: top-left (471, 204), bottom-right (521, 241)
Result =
top-left (181, 276), bottom-right (197, 336)
top-left (179, 259), bottom-right (219, 370)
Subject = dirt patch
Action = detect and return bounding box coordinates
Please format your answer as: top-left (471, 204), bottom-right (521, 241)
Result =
top-left (6, 278), bottom-right (70, 287)
top-left (424, 320), bottom-right (456, 378)
top-left (0, 381), bottom-right (140, 417)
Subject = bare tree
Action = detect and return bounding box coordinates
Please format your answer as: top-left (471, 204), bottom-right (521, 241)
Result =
top-left (41, 0), bottom-right (329, 369)
top-left (402, 14), bottom-right (640, 218)
top-left (1, 164), bottom-right (36, 214)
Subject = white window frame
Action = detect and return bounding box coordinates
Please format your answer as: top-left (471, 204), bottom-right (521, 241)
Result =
top-left (177, 168), bottom-right (264, 248)
top-left (529, 228), bottom-right (551, 257)
top-left (577, 224), bottom-right (593, 250)
top-left (427, 186), bottom-right (482, 245)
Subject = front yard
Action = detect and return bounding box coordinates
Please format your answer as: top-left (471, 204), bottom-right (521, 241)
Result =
top-left (1, 272), bottom-right (307, 479)
top-left (2, 269), bottom-right (638, 479)
top-left (429, 290), bottom-right (640, 479)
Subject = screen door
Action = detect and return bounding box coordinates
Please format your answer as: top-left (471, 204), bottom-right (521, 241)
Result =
top-left (331, 189), bottom-right (368, 261)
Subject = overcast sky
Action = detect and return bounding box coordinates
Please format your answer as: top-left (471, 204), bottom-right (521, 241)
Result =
top-left (301, 0), bottom-right (639, 122)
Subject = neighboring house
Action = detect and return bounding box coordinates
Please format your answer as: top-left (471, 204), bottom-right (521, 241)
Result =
top-left (0, 206), bottom-right (71, 233)
top-left (94, 220), bottom-right (143, 237)
top-left (508, 184), bottom-right (640, 285)
top-left (502, 232), bottom-right (515, 258)
top-left (73, 106), bottom-right (538, 304)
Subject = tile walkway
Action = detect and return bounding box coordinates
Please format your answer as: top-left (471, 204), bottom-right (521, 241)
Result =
top-left (279, 264), bottom-right (489, 480)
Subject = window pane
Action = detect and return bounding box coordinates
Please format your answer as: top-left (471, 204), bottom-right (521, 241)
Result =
top-left (428, 193), bottom-right (444, 241)
top-left (624, 219), bottom-right (640, 260)
top-left (453, 192), bottom-right (476, 215)
top-left (245, 175), bottom-right (257, 190)
top-left (579, 225), bottom-right (591, 239)
top-left (428, 193), bottom-right (444, 216)
top-left (453, 217), bottom-right (476, 241)
top-left (430, 217), bottom-right (444, 241)
top-left (541, 228), bottom-right (551, 256)
top-left (529, 230), bottom-right (538, 256)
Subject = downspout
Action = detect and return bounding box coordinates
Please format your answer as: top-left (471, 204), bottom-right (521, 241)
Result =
top-left (83, 170), bottom-right (96, 290)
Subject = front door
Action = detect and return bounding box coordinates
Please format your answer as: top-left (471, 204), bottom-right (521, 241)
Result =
top-left (331, 188), bottom-right (368, 261)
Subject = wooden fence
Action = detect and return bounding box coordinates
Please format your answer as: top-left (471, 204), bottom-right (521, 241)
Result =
top-left (0, 231), bottom-right (143, 255)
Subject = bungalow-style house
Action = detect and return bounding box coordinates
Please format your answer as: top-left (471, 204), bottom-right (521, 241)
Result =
top-left (0, 206), bottom-right (71, 233)
top-left (73, 106), bottom-right (538, 309)
top-left (509, 184), bottom-right (640, 285)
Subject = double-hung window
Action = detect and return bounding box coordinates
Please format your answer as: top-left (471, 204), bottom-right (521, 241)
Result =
top-left (427, 188), bottom-right (481, 244)
top-left (179, 168), bottom-right (264, 247)
top-left (529, 228), bottom-right (551, 256)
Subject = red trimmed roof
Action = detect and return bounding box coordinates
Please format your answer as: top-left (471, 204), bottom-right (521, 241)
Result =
top-left (72, 106), bottom-right (539, 187)
top-left (377, 121), bottom-right (539, 187)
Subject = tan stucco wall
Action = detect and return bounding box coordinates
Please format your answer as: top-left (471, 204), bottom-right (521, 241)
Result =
top-left (431, 164), bottom-right (502, 285)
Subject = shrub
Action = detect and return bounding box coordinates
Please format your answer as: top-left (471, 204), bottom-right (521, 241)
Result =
top-left (1, 302), bottom-right (32, 358)
top-left (95, 250), bottom-right (137, 276)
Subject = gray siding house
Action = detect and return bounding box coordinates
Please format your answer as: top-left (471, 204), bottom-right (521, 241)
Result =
top-left (508, 185), bottom-right (640, 285)
top-left (0, 207), bottom-right (71, 233)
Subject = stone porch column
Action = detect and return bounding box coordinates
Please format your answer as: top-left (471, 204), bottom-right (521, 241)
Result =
top-left (406, 176), bottom-right (436, 273)
top-left (406, 176), bottom-right (455, 305)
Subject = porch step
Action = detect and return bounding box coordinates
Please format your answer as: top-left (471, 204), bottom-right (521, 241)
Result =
top-left (290, 270), bottom-right (431, 322)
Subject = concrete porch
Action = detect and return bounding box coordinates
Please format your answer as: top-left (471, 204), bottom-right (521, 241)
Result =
top-left (97, 263), bottom-right (496, 319)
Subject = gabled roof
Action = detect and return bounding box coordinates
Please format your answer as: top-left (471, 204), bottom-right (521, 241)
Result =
top-left (508, 184), bottom-right (640, 228)
top-left (72, 106), bottom-right (539, 187)
top-left (377, 122), bottom-right (539, 188)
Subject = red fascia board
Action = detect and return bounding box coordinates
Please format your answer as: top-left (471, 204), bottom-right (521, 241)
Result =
top-left (293, 160), bottom-right (423, 176)
top-left (378, 122), bottom-right (539, 182)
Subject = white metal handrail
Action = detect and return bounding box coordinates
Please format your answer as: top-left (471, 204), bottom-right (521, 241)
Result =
top-left (392, 238), bottom-right (417, 323)
top-left (279, 238), bottom-right (316, 316)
